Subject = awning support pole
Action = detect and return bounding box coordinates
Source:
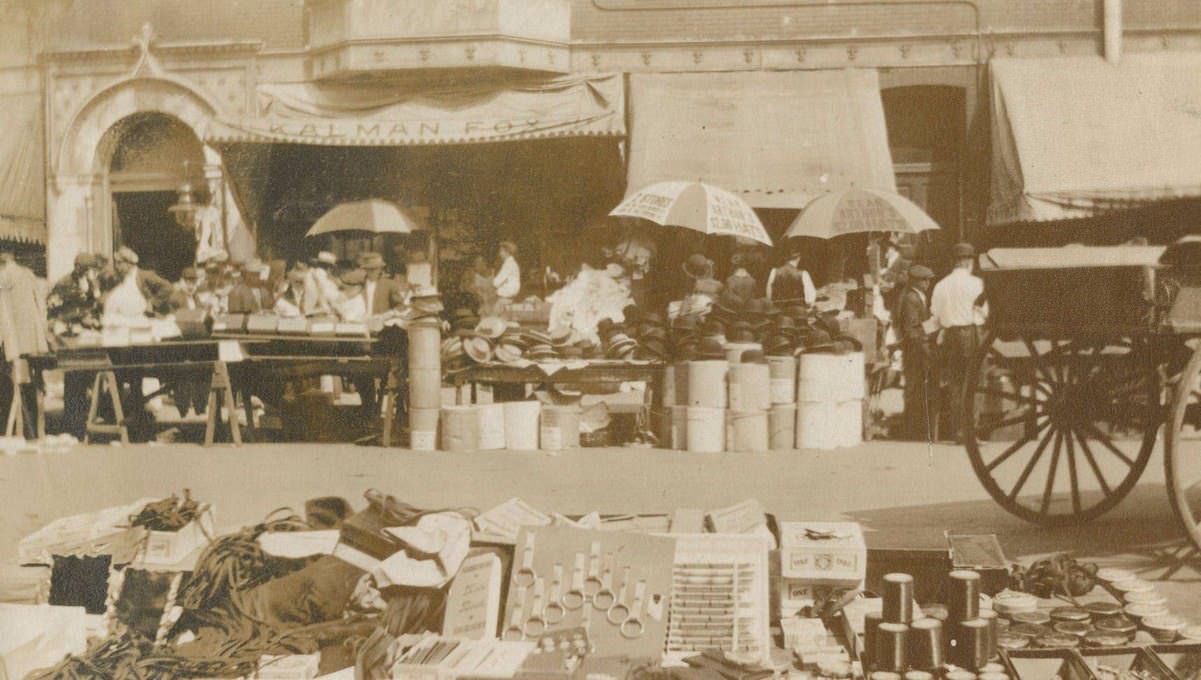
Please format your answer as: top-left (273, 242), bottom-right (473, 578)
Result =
top-left (1104, 0), bottom-right (1122, 64)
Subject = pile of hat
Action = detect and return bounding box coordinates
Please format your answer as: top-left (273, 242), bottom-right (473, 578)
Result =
top-left (408, 287), bottom-right (443, 322)
top-left (615, 307), bottom-right (671, 361)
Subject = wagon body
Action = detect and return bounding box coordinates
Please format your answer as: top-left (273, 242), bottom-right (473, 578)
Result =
top-left (961, 239), bottom-right (1201, 551)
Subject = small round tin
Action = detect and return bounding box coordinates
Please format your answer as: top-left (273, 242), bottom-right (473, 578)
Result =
top-left (1123, 590), bottom-right (1167, 608)
top-left (1010, 611), bottom-right (1052, 626)
top-left (992, 592), bottom-right (1038, 616)
top-left (1111, 579), bottom-right (1155, 595)
top-left (905, 672), bottom-right (934, 680)
top-left (1010, 623), bottom-right (1053, 639)
top-left (997, 633), bottom-right (1030, 651)
top-left (1094, 615), bottom-right (1138, 640)
top-left (1053, 621), bottom-right (1093, 638)
top-left (1035, 633), bottom-right (1080, 649)
top-left (1083, 602), bottom-right (1123, 619)
top-left (1096, 568), bottom-right (1134, 583)
top-left (1083, 631), bottom-right (1128, 648)
top-left (1050, 607), bottom-right (1091, 624)
top-left (944, 671), bottom-right (976, 680)
top-left (1142, 615), bottom-right (1184, 643)
top-left (1125, 603), bottom-right (1169, 622)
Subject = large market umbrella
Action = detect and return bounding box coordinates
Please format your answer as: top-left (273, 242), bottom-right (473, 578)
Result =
top-left (609, 181), bottom-right (773, 247)
top-left (306, 199), bottom-right (424, 237)
top-left (784, 187), bottom-right (939, 240)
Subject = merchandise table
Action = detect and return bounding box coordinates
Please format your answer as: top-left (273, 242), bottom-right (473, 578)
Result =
top-left (447, 361), bottom-right (664, 408)
top-left (26, 335), bottom-right (405, 445)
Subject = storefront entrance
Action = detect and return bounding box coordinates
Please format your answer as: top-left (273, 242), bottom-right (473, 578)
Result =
top-left (111, 191), bottom-right (196, 281)
top-left (105, 112), bottom-right (206, 280)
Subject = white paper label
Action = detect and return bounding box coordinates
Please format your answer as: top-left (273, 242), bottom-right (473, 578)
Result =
top-left (411, 431), bottom-right (436, 450)
top-left (770, 378), bottom-right (795, 404)
top-left (540, 427), bottom-right (562, 450)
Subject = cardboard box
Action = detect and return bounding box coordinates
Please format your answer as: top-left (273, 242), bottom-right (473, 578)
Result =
top-left (779, 521), bottom-right (866, 585)
top-left (947, 533), bottom-right (1009, 595)
top-left (134, 506), bottom-right (215, 567)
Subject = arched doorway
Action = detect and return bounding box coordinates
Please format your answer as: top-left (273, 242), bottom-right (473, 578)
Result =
top-left (103, 112), bottom-right (205, 281)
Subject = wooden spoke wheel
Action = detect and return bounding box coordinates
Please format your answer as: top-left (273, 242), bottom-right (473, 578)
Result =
top-left (1165, 342), bottom-right (1201, 553)
top-left (964, 332), bottom-right (1160, 527)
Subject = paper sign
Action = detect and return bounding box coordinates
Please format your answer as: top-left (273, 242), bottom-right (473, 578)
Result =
top-left (706, 498), bottom-right (768, 535)
top-left (442, 552), bottom-right (503, 640)
top-left (474, 498), bottom-right (552, 543)
top-left (218, 341), bottom-right (246, 363)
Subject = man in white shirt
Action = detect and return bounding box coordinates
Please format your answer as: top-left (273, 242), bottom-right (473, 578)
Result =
top-left (492, 241), bottom-right (521, 305)
top-left (930, 242), bottom-right (987, 441)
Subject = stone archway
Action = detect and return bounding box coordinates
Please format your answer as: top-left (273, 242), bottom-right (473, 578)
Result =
top-left (46, 76), bottom-right (246, 279)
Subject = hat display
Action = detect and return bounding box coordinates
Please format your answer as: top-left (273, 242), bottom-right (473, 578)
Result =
top-left (908, 264), bottom-right (935, 280)
top-left (357, 252), bottom-right (386, 269)
top-left (464, 336), bottom-right (493, 364)
top-left (951, 242), bottom-right (976, 259)
top-left (475, 317), bottom-right (507, 340)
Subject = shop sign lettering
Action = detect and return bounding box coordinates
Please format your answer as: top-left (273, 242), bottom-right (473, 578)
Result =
top-left (832, 198), bottom-right (906, 234)
top-left (243, 114), bottom-right (603, 144)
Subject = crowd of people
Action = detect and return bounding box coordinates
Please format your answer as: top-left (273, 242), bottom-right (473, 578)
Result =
top-left (45, 246), bottom-right (432, 337)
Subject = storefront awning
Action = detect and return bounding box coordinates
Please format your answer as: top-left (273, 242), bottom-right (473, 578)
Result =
top-left (204, 73), bottom-right (625, 146)
top-left (988, 54), bottom-right (1201, 225)
top-left (626, 70), bottom-right (896, 209)
top-left (0, 93), bottom-right (46, 244)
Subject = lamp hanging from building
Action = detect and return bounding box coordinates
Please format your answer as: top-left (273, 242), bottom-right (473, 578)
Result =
top-left (168, 161), bottom-right (206, 240)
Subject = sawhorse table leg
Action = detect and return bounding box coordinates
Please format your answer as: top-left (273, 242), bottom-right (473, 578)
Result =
top-left (85, 370), bottom-right (129, 444)
top-left (204, 361), bottom-right (241, 446)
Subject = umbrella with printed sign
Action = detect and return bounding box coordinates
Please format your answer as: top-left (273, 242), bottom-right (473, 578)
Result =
top-left (784, 187), bottom-right (940, 240)
top-left (609, 181), bottom-right (773, 247)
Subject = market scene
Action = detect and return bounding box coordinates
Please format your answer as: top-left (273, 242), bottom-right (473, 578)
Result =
top-left (1, 0), bottom-right (1201, 678)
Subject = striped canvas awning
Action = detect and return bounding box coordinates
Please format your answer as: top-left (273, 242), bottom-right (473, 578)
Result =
top-left (0, 93), bottom-right (46, 244)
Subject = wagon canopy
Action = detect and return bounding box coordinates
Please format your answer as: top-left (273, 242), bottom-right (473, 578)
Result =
top-left (988, 53), bottom-right (1201, 225)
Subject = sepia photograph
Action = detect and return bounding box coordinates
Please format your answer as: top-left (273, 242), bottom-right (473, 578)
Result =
top-left (0, 0), bottom-right (1199, 677)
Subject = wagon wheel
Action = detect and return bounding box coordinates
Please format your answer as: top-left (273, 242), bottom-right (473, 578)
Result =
top-left (964, 332), bottom-right (1160, 527)
top-left (1165, 341), bottom-right (1201, 553)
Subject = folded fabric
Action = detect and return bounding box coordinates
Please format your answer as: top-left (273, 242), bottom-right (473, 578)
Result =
top-left (372, 513), bottom-right (472, 590)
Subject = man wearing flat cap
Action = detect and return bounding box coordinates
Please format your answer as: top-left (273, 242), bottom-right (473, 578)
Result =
top-left (48, 253), bottom-right (102, 335)
top-left (930, 242), bottom-right (987, 441)
top-left (895, 263), bottom-right (936, 440)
